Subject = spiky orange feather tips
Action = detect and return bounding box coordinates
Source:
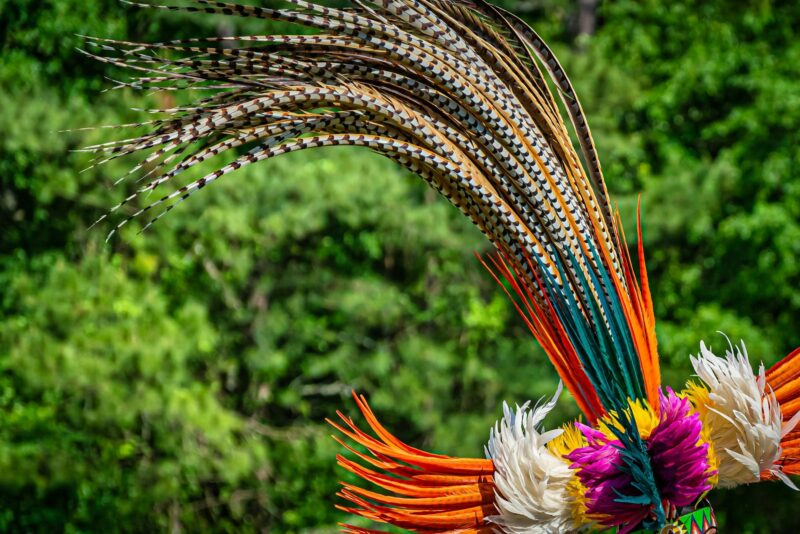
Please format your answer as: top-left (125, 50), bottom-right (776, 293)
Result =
top-left (328, 392), bottom-right (497, 533)
top-left (766, 346), bottom-right (800, 478)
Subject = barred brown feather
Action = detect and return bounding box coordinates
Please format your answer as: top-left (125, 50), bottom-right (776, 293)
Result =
top-left (87, 0), bottom-right (661, 432)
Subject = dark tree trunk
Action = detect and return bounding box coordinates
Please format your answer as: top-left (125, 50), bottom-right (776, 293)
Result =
top-left (578, 0), bottom-right (598, 36)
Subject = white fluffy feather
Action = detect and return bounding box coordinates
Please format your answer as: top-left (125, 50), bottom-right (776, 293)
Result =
top-left (691, 339), bottom-right (796, 489)
top-left (485, 382), bottom-right (580, 533)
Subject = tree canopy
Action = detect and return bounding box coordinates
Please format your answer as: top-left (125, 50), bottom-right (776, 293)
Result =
top-left (1, 0), bottom-right (798, 531)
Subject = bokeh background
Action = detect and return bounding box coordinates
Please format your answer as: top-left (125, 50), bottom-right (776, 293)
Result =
top-left (2, 0), bottom-right (799, 531)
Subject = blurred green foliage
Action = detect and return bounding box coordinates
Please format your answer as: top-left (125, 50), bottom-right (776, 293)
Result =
top-left (1, 0), bottom-right (798, 532)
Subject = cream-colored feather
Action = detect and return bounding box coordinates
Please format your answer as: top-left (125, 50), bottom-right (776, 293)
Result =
top-left (485, 382), bottom-right (582, 533)
top-left (691, 340), bottom-right (796, 489)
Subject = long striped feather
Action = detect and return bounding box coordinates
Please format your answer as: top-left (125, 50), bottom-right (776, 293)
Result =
top-left (88, 0), bottom-right (661, 422)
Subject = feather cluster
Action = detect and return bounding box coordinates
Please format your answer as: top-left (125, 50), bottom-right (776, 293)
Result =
top-left (567, 424), bottom-right (654, 529)
top-left (486, 383), bottom-right (583, 533)
top-left (567, 391), bottom-right (712, 530)
top-left (646, 390), bottom-right (713, 505)
top-left (82, 0), bottom-right (661, 425)
top-left (690, 340), bottom-right (795, 488)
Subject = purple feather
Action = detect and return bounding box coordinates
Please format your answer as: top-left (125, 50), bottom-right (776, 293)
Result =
top-left (567, 390), bottom-right (714, 528)
top-left (567, 424), bottom-right (652, 526)
top-left (648, 389), bottom-right (714, 506)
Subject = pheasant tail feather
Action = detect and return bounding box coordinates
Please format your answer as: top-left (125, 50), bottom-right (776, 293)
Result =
top-left (87, 0), bottom-right (661, 422)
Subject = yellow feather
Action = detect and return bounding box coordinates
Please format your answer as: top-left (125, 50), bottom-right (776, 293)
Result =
top-left (597, 398), bottom-right (659, 440)
top-left (681, 381), bottom-right (720, 487)
top-left (546, 423), bottom-right (590, 526)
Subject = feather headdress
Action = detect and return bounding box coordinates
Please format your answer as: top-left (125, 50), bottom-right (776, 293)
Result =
top-left (84, 0), bottom-right (800, 531)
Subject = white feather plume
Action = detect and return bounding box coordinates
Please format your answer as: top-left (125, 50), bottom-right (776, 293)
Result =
top-left (485, 382), bottom-right (581, 533)
top-left (691, 339), bottom-right (796, 489)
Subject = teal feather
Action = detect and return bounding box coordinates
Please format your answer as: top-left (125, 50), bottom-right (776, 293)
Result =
top-left (608, 411), bottom-right (665, 530)
top-left (533, 244), bottom-right (647, 413)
